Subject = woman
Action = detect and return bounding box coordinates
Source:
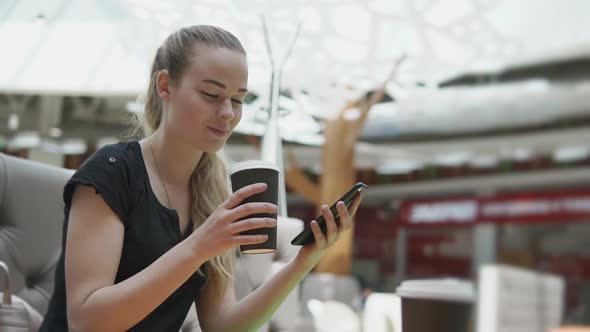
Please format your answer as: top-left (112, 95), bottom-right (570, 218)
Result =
top-left (40, 25), bottom-right (362, 331)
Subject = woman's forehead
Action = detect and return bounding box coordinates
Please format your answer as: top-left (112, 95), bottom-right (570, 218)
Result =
top-left (185, 47), bottom-right (248, 89)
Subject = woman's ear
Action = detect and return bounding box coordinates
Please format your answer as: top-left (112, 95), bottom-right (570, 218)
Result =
top-left (156, 70), bottom-right (171, 102)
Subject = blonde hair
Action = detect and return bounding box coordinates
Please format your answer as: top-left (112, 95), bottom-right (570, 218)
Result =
top-left (133, 25), bottom-right (246, 296)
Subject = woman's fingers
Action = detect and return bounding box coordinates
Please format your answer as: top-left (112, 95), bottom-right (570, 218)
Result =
top-left (226, 202), bottom-right (277, 221)
top-left (348, 193), bottom-right (363, 217)
top-left (321, 205), bottom-right (338, 244)
top-left (233, 234), bottom-right (268, 246)
top-left (336, 201), bottom-right (351, 231)
top-left (224, 182), bottom-right (268, 209)
top-left (310, 220), bottom-right (326, 248)
top-left (230, 217), bottom-right (276, 234)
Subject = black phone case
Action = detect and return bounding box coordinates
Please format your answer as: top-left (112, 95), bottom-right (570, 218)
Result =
top-left (290, 182), bottom-right (368, 246)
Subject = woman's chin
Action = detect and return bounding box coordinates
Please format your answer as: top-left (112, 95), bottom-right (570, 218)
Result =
top-left (202, 142), bottom-right (226, 154)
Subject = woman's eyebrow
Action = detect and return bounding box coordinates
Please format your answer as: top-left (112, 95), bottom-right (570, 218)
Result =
top-left (201, 79), bottom-right (248, 93)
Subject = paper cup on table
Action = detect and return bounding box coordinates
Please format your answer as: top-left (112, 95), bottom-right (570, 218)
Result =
top-left (396, 279), bottom-right (475, 332)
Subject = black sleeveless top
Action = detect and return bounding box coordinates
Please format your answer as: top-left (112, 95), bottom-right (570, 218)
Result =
top-left (40, 141), bottom-right (207, 332)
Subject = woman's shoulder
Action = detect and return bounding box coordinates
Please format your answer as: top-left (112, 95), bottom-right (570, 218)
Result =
top-left (88, 141), bottom-right (138, 163)
top-left (63, 141), bottom-right (141, 220)
top-left (67, 141), bottom-right (142, 190)
top-left (76, 141), bottom-right (139, 173)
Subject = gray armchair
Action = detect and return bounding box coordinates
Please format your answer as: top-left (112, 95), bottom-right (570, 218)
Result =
top-left (0, 153), bottom-right (306, 332)
top-left (0, 153), bottom-right (72, 317)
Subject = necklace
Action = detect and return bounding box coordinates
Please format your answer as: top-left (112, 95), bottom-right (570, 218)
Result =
top-left (148, 138), bottom-right (172, 209)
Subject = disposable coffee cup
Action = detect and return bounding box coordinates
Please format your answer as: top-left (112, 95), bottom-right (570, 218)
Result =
top-left (230, 160), bottom-right (279, 254)
top-left (396, 279), bottom-right (475, 332)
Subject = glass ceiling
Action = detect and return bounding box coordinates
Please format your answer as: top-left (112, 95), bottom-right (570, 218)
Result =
top-left (2, 0), bottom-right (589, 93)
top-left (1, 0), bottom-right (590, 144)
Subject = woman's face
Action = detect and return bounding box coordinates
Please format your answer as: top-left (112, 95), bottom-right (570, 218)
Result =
top-left (162, 46), bottom-right (248, 153)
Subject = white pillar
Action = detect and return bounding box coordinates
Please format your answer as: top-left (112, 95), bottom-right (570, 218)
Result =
top-left (393, 228), bottom-right (408, 288)
top-left (472, 223), bottom-right (497, 277)
top-left (38, 96), bottom-right (63, 136)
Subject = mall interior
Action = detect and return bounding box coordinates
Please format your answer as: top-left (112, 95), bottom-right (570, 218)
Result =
top-left (1, 1), bottom-right (590, 331)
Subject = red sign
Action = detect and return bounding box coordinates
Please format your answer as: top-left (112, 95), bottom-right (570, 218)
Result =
top-left (399, 188), bottom-right (590, 226)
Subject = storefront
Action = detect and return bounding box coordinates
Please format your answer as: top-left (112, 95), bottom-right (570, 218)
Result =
top-left (392, 188), bottom-right (590, 322)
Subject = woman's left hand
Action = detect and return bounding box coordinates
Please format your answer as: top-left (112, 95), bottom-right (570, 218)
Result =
top-left (296, 193), bottom-right (364, 266)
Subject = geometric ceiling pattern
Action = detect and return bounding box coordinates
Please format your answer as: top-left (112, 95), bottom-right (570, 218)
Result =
top-left (121, 0), bottom-right (590, 95)
top-left (1, 0), bottom-right (590, 148)
top-left (2, 0), bottom-right (589, 95)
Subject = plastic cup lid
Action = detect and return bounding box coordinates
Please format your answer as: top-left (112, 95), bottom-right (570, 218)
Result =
top-left (396, 278), bottom-right (475, 303)
top-left (230, 160), bottom-right (280, 174)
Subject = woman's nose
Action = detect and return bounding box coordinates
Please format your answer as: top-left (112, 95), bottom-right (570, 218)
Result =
top-left (218, 99), bottom-right (235, 120)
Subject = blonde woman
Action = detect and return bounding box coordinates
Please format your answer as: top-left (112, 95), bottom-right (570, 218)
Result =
top-left (39, 25), bottom-right (362, 332)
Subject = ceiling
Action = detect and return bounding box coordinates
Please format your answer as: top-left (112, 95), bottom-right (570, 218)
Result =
top-left (1, 0), bottom-right (590, 165)
top-left (3, 0), bottom-right (590, 92)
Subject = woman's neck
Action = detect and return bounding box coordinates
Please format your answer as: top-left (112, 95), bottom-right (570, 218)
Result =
top-left (144, 129), bottom-right (204, 188)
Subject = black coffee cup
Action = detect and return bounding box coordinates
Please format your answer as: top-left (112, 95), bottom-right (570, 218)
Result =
top-left (396, 279), bottom-right (475, 332)
top-left (230, 160), bottom-right (279, 254)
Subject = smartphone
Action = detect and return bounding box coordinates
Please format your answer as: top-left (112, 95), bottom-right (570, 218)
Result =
top-left (291, 182), bottom-right (368, 246)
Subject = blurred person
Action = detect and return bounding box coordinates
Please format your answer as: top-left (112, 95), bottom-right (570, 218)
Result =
top-left (39, 25), bottom-right (363, 332)
top-left (352, 274), bottom-right (375, 311)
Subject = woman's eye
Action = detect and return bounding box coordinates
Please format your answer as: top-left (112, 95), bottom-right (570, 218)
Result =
top-left (201, 91), bottom-right (242, 105)
top-left (201, 92), bottom-right (218, 99)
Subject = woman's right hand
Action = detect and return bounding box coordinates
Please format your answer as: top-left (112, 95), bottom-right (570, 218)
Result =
top-left (189, 182), bottom-right (277, 260)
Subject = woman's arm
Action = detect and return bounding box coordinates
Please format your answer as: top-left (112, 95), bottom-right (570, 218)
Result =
top-left (196, 196), bottom-right (363, 332)
top-left (196, 250), bottom-right (317, 332)
top-left (66, 185), bottom-right (206, 331)
top-left (66, 182), bottom-right (274, 331)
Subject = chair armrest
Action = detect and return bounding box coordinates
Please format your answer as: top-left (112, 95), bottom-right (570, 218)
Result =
top-left (0, 260), bottom-right (12, 305)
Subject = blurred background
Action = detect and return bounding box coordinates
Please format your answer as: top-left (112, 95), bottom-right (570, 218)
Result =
top-left (1, 0), bottom-right (590, 331)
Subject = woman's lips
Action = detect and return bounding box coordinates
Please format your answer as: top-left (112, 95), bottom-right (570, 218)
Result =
top-left (207, 126), bottom-right (229, 137)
